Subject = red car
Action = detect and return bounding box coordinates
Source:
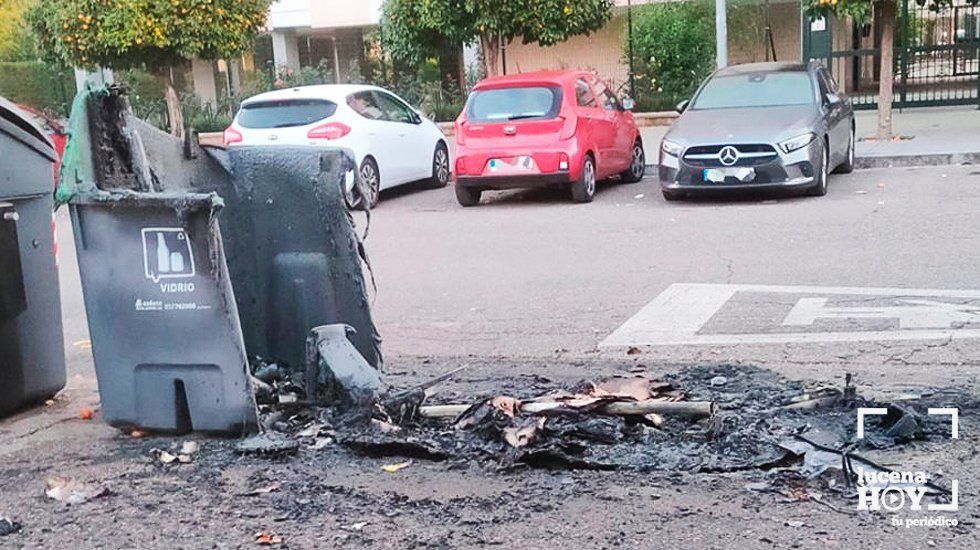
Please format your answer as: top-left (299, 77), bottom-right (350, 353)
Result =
top-left (453, 70), bottom-right (645, 206)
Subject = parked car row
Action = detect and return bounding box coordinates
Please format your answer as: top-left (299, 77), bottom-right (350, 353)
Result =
top-left (224, 60), bottom-right (853, 207)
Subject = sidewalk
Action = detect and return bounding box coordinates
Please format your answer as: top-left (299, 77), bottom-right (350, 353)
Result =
top-left (854, 106), bottom-right (980, 166)
top-left (637, 105), bottom-right (980, 168)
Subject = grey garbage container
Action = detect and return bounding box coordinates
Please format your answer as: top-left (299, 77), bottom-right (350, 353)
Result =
top-left (60, 87), bottom-right (257, 434)
top-left (0, 97), bottom-right (66, 417)
top-left (69, 194), bottom-right (257, 434)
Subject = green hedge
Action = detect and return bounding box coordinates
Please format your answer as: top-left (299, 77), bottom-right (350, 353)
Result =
top-left (0, 61), bottom-right (73, 116)
top-left (628, 1), bottom-right (716, 112)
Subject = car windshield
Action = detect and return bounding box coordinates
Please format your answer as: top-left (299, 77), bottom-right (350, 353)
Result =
top-left (692, 72), bottom-right (815, 109)
top-left (237, 99), bottom-right (337, 129)
top-left (466, 86), bottom-right (562, 122)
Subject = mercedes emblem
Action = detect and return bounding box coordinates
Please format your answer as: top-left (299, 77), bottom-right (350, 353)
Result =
top-left (718, 146), bottom-right (739, 166)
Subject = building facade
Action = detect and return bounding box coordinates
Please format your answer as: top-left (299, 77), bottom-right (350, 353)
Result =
top-left (268, 0), bottom-right (383, 81)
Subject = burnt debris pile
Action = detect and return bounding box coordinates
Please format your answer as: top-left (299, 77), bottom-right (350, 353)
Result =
top-left (249, 361), bottom-right (961, 489)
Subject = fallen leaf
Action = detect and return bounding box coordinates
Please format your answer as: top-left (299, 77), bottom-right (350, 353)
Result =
top-left (626, 346), bottom-right (642, 355)
top-left (382, 460), bottom-right (412, 473)
top-left (44, 476), bottom-right (109, 505)
top-left (78, 408), bottom-right (93, 420)
top-left (130, 430), bottom-right (147, 439)
top-left (255, 531), bottom-right (282, 545)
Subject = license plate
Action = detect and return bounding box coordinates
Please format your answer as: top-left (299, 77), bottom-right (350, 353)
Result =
top-left (703, 167), bottom-right (755, 183)
top-left (487, 156), bottom-right (538, 174)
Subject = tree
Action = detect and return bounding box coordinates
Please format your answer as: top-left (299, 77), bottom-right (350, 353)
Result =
top-left (0, 0), bottom-right (36, 61)
top-left (382, 0), bottom-right (615, 78)
top-left (806, 0), bottom-right (976, 140)
top-left (27, 0), bottom-right (271, 135)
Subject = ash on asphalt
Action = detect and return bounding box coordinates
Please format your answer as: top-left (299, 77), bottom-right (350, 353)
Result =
top-left (257, 363), bottom-right (970, 486)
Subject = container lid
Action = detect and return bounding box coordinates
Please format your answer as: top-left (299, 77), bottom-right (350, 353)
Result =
top-left (0, 95), bottom-right (58, 163)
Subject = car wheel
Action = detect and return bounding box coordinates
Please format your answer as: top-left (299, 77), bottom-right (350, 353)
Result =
top-left (571, 154), bottom-right (597, 203)
top-left (835, 125), bottom-right (855, 174)
top-left (358, 157), bottom-right (381, 209)
top-left (620, 140), bottom-right (646, 183)
top-left (424, 142), bottom-right (450, 189)
top-left (807, 142), bottom-right (829, 197)
top-left (662, 189), bottom-right (684, 201)
top-left (455, 184), bottom-right (481, 207)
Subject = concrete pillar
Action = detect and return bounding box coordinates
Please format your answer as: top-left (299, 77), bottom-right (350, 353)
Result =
top-left (715, 0), bottom-right (728, 69)
top-left (191, 59), bottom-right (218, 107)
top-left (272, 30), bottom-right (301, 73)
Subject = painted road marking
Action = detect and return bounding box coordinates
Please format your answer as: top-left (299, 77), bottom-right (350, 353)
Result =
top-left (783, 298), bottom-right (980, 329)
top-left (600, 283), bottom-right (980, 348)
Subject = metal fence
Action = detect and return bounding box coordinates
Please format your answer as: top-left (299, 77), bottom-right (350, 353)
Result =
top-left (812, 0), bottom-right (980, 110)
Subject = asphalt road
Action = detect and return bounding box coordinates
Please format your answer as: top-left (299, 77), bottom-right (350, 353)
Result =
top-left (53, 163), bottom-right (980, 397)
top-left (13, 163), bottom-right (977, 549)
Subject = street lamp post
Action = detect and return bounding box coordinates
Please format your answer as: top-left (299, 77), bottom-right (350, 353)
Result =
top-left (715, 0), bottom-right (728, 69)
top-left (628, 0), bottom-right (635, 96)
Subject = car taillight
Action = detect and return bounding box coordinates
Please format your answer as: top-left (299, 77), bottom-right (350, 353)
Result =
top-left (455, 158), bottom-right (467, 175)
top-left (558, 116), bottom-right (576, 140)
top-left (559, 153), bottom-right (569, 171)
top-left (307, 122), bottom-right (351, 140)
top-left (223, 127), bottom-right (243, 146)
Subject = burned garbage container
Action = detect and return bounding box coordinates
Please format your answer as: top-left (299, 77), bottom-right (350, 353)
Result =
top-left (0, 97), bottom-right (66, 417)
top-left (59, 86), bottom-right (383, 433)
top-left (218, 147), bottom-right (383, 372)
top-left (60, 88), bottom-right (257, 434)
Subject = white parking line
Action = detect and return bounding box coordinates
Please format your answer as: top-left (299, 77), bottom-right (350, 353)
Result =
top-left (600, 283), bottom-right (980, 349)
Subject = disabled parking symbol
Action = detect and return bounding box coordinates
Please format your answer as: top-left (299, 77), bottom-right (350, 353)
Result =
top-left (141, 227), bottom-right (195, 283)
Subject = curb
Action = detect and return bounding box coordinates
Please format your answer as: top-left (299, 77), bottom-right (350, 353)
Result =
top-left (855, 152), bottom-right (980, 169)
top-left (198, 131), bottom-right (978, 171)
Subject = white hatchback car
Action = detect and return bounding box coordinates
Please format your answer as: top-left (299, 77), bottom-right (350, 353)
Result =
top-left (224, 84), bottom-right (451, 208)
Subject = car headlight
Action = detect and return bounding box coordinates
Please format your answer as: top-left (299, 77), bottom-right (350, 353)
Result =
top-left (779, 133), bottom-right (816, 154)
top-left (661, 139), bottom-right (683, 157)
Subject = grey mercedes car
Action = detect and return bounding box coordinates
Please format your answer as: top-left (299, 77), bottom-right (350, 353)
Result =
top-left (658, 61), bottom-right (854, 200)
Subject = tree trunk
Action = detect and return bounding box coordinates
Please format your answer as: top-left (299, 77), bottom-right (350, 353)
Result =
top-left (164, 83), bottom-right (184, 139)
top-left (876, 1), bottom-right (896, 140)
top-left (480, 33), bottom-right (500, 77)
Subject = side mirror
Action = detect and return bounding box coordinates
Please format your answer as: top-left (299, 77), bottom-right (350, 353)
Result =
top-left (621, 97), bottom-right (636, 111)
top-left (676, 99), bottom-right (690, 113)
